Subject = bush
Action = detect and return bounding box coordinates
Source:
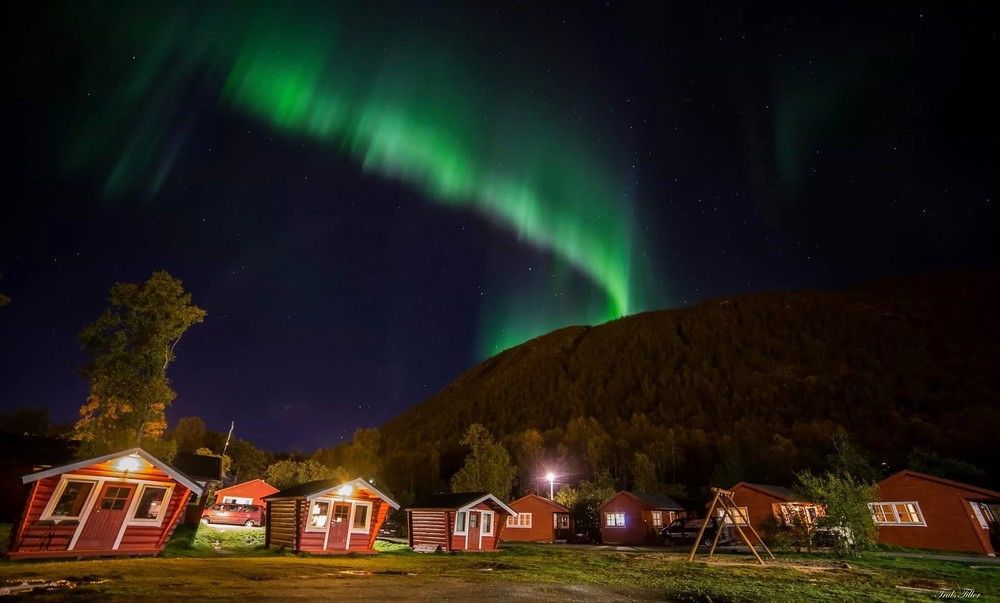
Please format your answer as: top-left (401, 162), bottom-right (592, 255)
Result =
top-left (795, 471), bottom-right (877, 557)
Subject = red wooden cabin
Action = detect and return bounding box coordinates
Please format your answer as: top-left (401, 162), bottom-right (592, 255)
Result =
top-left (406, 492), bottom-right (515, 552)
top-left (504, 494), bottom-right (573, 542)
top-left (726, 482), bottom-right (825, 536)
top-left (598, 491), bottom-right (685, 545)
top-left (213, 479), bottom-right (279, 507)
top-left (263, 478), bottom-right (399, 554)
top-left (872, 470), bottom-right (998, 556)
top-left (7, 448), bottom-right (201, 560)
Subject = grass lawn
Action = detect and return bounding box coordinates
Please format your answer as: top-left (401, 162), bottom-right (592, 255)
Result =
top-left (1, 526), bottom-right (997, 601)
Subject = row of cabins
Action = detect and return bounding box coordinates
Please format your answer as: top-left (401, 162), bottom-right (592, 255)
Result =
top-left (5, 448), bottom-right (999, 558)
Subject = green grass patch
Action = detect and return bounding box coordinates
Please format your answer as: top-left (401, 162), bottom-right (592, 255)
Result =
top-left (163, 524), bottom-right (268, 557)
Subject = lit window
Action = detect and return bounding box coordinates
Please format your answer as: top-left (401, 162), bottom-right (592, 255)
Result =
top-left (100, 486), bottom-right (131, 510)
top-left (507, 513), bottom-right (533, 528)
top-left (557, 514), bottom-right (570, 529)
top-left (352, 504), bottom-right (370, 530)
top-left (333, 504), bottom-right (350, 523)
top-left (482, 512), bottom-right (493, 535)
top-left (134, 486), bottom-right (168, 520)
top-left (718, 507), bottom-right (749, 525)
top-left (309, 501), bottom-right (331, 529)
top-left (456, 512), bottom-right (467, 533)
top-left (651, 511), bottom-right (663, 527)
top-left (869, 501), bottom-right (925, 526)
top-left (605, 512), bottom-right (625, 527)
top-left (51, 480), bottom-right (95, 518)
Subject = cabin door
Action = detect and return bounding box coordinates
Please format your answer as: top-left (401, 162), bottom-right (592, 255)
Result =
top-left (75, 482), bottom-right (136, 550)
top-left (466, 510), bottom-right (481, 550)
top-left (326, 502), bottom-right (352, 550)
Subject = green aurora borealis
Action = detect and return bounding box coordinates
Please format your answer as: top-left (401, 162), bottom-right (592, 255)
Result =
top-left (57, 3), bottom-right (656, 356)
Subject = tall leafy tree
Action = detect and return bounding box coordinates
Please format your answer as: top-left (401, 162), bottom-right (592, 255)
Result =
top-left (171, 416), bottom-right (207, 453)
top-left (450, 424), bottom-right (516, 499)
top-left (74, 271), bottom-right (205, 454)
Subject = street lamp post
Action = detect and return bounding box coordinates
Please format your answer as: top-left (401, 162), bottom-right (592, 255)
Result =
top-left (545, 472), bottom-right (556, 500)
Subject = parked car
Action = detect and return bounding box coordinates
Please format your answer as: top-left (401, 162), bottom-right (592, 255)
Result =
top-left (812, 525), bottom-right (854, 548)
top-left (660, 517), bottom-right (733, 547)
top-left (201, 503), bottom-right (265, 527)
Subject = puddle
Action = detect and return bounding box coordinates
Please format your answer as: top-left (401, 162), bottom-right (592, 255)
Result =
top-left (0, 578), bottom-right (108, 597)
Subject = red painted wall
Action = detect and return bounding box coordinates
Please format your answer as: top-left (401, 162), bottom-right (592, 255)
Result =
top-left (729, 485), bottom-right (782, 536)
top-left (504, 494), bottom-right (571, 542)
top-left (876, 472), bottom-right (996, 556)
top-left (599, 492), bottom-right (660, 545)
top-left (9, 458), bottom-right (190, 560)
top-left (295, 493), bottom-right (389, 554)
top-left (213, 479), bottom-right (279, 507)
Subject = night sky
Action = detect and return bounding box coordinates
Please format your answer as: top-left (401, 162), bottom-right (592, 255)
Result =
top-left (2, 2), bottom-right (996, 452)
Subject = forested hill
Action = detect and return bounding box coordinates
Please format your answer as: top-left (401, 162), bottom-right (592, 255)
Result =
top-left (380, 271), bottom-right (1000, 492)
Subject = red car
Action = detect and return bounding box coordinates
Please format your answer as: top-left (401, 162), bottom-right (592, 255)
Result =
top-left (201, 503), bottom-right (265, 527)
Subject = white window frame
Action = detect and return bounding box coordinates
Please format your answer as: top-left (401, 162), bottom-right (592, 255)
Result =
top-left (40, 476), bottom-right (100, 521)
top-left (481, 510), bottom-right (495, 536)
top-left (454, 511), bottom-right (467, 535)
top-left (651, 511), bottom-right (663, 527)
top-left (507, 512), bottom-right (532, 528)
top-left (605, 512), bottom-right (625, 527)
top-left (305, 498), bottom-right (334, 532)
top-left (126, 483), bottom-right (174, 527)
top-left (869, 501), bottom-right (927, 527)
top-left (349, 500), bottom-right (374, 534)
top-left (718, 507), bottom-right (749, 525)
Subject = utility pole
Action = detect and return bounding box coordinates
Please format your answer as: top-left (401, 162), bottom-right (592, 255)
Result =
top-left (222, 421), bottom-right (235, 456)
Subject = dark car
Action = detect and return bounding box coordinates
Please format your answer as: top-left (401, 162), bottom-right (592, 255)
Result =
top-left (660, 517), bottom-right (732, 547)
top-left (201, 503), bottom-right (265, 527)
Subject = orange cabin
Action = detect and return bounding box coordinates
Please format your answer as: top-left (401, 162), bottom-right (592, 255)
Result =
top-left (873, 470), bottom-right (998, 556)
top-left (263, 478), bottom-right (399, 554)
top-left (726, 482), bottom-right (825, 536)
top-left (213, 478), bottom-right (279, 507)
top-left (504, 494), bottom-right (574, 542)
top-left (7, 448), bottom-right (202, 560)
top-left (406, 492), bottom-right (514, 552)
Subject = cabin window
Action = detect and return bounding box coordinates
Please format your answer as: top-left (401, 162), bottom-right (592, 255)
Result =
top-left (605, 512), bottom-right (625, 527)
top-left (308, 501), bottom-right (331, 530)
top-left (455, 511), bottom-right (467, 534)
top-left (469, 513), bottom-right (479, 529)
top-left (333, 504), bottom-right (350, 523)
top-left (868, 501), bottom-right (926, 526)
top-left (100, 486), bottom-right (131, 510)
top-left (557, 513), bottom-right (571, 529)
top-left (779, 503), bottom-right (822, 526)
top-left (507, 513), bottom-right (532, 528)
top-left (971, 502), bottom-right (993, 529)
top-left (352, 503), bottom-right (370, 531)
top-left (132, 485), bottom-right (169, 522)
top-left (482, 512), bottom-right (494, 536)
top-left (50, 480), bottom-right (96, 519)
top-left (718, 507), bottom-right (749, 525)
top-left (651, 511), bottom-right (663, 527)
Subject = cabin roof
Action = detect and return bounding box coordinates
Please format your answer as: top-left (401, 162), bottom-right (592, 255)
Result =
top-left (510, 493), bottom-right (571, 513)
top-left (264, 477), bottom-right (400, 509)
top-left (408, 492), bottom-right (516, 516)
top-left (601, 490), bottom-right (685, 510)
top-left (881, 470), bottom-right (1000, 499)
top-left (21, 447), bottom-right (204, 495)
top-left (732, 482), bottom-right (798, 501)
top-left (215, 478), bottom-right (278, 495)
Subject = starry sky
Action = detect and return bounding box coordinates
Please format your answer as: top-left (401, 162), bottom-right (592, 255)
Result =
top-left (1, 2), bottom-right (996, 452)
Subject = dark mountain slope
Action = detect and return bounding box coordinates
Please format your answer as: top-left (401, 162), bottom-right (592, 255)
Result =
top-left (381, 271), bottom-right (1000, 489)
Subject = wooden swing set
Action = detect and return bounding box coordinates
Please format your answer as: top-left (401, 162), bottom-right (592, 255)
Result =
top-left (687, 487), bottom-right (776, 565)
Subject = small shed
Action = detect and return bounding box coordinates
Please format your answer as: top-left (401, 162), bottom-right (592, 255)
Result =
top-left (504, 493), bottom-right (573, 542)
top-left (406, 492), bottom-right (515, 552)
top-left (214, 479), bottom-right (279, 507)
top-left (873, 470), bottom-right (998, 556)
top-left (726, 482), bottom-right (825, 536)
top-left (263, 478), bottom-right (399, 554)
top-left (598, 491), bottom-right (685, 545)
top-left (7, 448), bottom-right (202, 560)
